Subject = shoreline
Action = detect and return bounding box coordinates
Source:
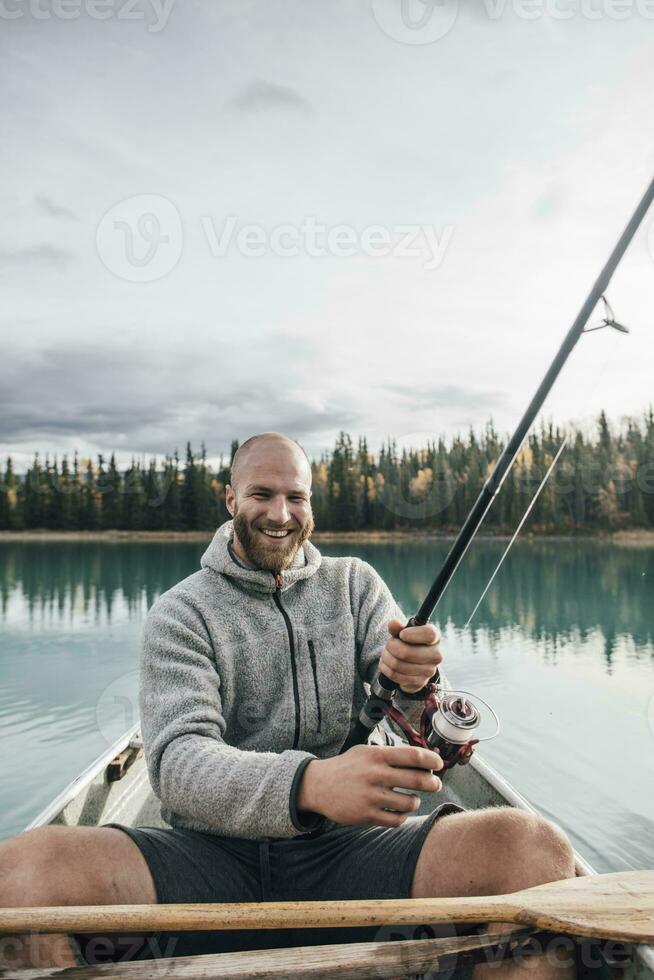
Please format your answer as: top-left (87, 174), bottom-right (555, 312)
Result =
top-left (0, 529), bottom-right (652, 545)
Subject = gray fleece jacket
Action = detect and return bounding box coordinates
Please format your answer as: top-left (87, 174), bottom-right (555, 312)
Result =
top-left (139, 520), bottom-right (425, 841)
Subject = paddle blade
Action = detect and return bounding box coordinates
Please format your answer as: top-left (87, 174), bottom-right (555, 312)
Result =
top-left (515, 870), bottom-right (654, 943)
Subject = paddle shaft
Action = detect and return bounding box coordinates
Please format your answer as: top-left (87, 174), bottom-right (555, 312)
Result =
top-left (0, 894), bottom-right (509, 935)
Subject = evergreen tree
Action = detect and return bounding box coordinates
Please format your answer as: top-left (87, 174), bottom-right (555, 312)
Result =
top-left (81, 459), bottom-right (100, 529)
top-left (162, 452), bottom-right (182, 530)
top-left (196, 443), bottom-right (215, 529)
top-left (328, 432), bottom-right (357, 530)
top-left (0, 458), bottom-right (17, 530)
top-left (70, 452), bottom-right (82, 529)
top-left (122, 460), bottom-right (145, 530)
top-left (143, 458), bottom-right (164, 530)
top-left (23, 454), bottom-right (45, 528)
top-left (58, 455), bottom-right (73, 530)
top-left (182, 442), bottom-right (197, 530)
top-left (102, 454), bottom-right (122, 530)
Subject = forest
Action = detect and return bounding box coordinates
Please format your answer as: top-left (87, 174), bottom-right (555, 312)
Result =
top-left (1, 411), bottom-right (653, 533)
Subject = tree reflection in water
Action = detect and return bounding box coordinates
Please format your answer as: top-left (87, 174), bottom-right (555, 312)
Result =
top-left (1, 538), bottom-right (652, 666)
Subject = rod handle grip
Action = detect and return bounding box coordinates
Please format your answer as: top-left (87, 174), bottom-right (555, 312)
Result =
top-left (377, 615), bottom-right (425, 693)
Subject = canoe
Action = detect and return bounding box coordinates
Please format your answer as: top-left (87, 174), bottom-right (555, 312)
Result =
top-left (25, 722), bottom-right (654, 979)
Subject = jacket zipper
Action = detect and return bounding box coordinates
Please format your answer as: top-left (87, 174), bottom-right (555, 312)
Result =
top-left (273, 573), bottom-right (301, 750)
top-left (307, 640), bottom-right (322, 734)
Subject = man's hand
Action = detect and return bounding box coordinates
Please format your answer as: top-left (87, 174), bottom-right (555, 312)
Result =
top-left (297, 745), bottom-right (443, 828)
top-left (380, 619), bottom-right (443, 694)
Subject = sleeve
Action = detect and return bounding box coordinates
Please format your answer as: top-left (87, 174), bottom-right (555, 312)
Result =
top-left (139, 591), bottom-right (322, 840)
top-left (352, 560), bottom-right (437, 731)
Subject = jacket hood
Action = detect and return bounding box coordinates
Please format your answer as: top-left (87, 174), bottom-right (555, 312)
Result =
top-left (200, 520), bottom-right (322, 595)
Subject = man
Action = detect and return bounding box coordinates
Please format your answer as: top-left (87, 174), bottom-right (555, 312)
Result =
top-left (0, 432), bottom-right (575, 978)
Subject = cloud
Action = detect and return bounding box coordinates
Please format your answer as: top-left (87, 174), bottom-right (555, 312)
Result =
top-left (225, 80), bottom-right (312, 117)
top-left (0, 341), bottom-right (358, 458)
top-left (384, 383), bottom-right (507, 414)
top-left (0, 244), bottom-right (74, 269)
top-left (34, 195), bottom-right (78, 221)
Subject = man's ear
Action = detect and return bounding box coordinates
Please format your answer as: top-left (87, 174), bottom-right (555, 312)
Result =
top-left (225, 484), bottom-right (236, 517)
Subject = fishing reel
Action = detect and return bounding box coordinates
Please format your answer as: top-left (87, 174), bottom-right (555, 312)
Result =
top-left (381, 682), bottom-right (500, 772)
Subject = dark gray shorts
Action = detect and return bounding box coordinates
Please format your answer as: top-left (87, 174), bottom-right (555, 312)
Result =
top-left (75, 803), bottom-right (463, 963)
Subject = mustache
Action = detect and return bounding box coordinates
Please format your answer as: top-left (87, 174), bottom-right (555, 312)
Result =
top-left (256, 523), bottom-right (298, 532)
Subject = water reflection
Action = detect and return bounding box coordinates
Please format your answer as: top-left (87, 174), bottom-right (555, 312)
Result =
top-left (321, 539), bottom-right (654, 666)
top-left (0, 541), bottom-right (204, 625)
top-left (2, 540), bottom-right (653, 660)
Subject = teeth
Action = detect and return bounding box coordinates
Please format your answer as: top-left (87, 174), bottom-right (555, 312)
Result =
top-left (261, 529), bottom-right (290, 538)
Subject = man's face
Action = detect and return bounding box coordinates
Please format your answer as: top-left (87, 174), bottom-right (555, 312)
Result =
top-left (226, 441), bottom-right (314, 573)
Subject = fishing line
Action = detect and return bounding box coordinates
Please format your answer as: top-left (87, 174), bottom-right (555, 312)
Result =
top-left (464, 297), bottom-right (624, 628)
top-left (464, 437), bottom-right (569, 629)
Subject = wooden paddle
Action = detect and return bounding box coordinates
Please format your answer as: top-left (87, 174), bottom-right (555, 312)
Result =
top-left (0, 929), bottom-right (539, 980)
top-left (0, 871), bottom-right (651, 944)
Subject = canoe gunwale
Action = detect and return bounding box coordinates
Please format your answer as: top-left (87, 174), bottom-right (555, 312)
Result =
top-left (24, 722), bottom-right (141, 832)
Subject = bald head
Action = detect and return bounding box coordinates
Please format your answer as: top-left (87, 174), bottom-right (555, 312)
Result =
top-left (230, 432), bottom-right (311, 494)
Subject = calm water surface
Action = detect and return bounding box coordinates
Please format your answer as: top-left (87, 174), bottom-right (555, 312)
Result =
top-left (0, 538), bottom-right (652, 872)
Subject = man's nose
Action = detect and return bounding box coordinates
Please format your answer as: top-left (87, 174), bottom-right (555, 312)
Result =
top-left (267, 496), bottom-right (290, 525)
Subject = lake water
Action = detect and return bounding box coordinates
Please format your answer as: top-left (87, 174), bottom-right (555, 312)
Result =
top-left (1, 537), bottom-right (652, 873)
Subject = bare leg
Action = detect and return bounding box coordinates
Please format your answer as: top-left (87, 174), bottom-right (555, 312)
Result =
top-left (411, 807), bottom-right (577, 980)
top-left (0, 825), bottom-right (157, 968)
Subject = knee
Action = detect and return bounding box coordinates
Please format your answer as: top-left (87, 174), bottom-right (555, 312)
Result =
top-left (0, 828), bottom-right (75, 907)
top-left (478, 808), bottom-right (575, 891)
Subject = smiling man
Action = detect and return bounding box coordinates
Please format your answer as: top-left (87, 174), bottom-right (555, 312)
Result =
top-left (123, 431), bottom-right (574, 978)
top-left (0, 432), bottom-right (575, 978)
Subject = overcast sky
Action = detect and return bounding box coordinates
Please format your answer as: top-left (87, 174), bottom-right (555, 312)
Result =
top-left (2, 0), bottom-right (654, 468)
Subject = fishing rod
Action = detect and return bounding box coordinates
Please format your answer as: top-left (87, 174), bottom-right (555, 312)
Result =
top-left (341, 172), bottom-right (654, 759)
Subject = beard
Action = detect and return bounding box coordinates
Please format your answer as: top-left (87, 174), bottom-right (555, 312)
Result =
top-left (233, 508), bottom-right (315, 573)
